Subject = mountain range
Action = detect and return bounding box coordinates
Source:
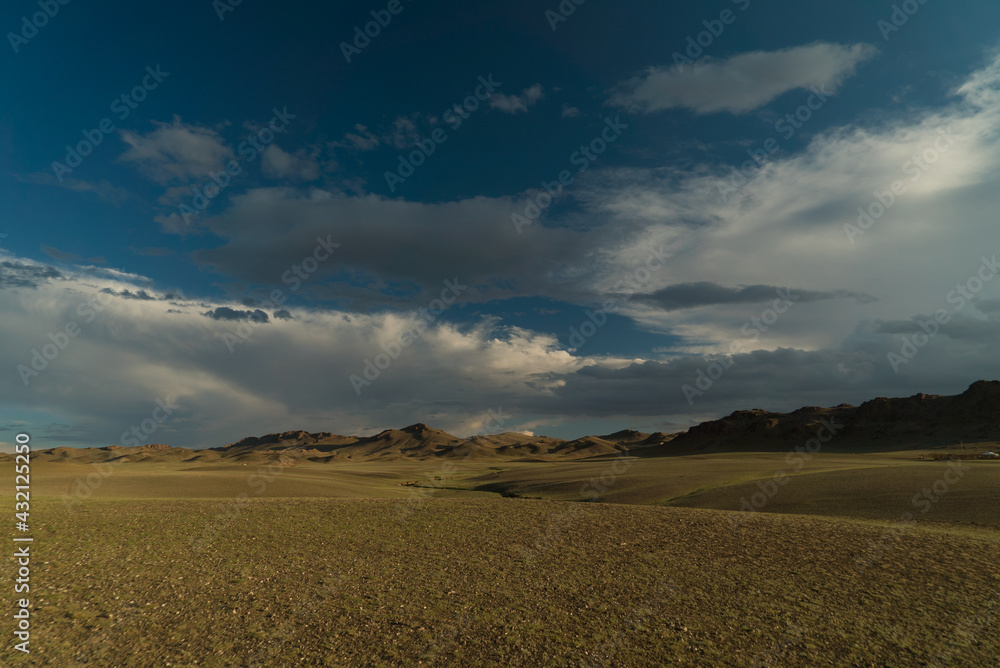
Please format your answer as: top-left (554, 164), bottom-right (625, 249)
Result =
top-left (16, 380), bottom-right (1000, 465)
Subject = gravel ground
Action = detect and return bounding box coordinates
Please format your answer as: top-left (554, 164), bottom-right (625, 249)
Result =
top-left (3, 497), bottom-right (998, 667)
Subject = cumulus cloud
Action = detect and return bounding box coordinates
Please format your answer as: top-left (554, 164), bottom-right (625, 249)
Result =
top-left (185, 51), bottom-right (1000, 355)
top-left (261, 145), bottom-right (321, 181)
top-left (388, 116), bottom-right (422, 148)
top-left (576, 50), bottom-right (1000, 357)
top-left (0, 236), bottom-right (996, 449)
top-left (490, 84), bottom-right (545, 114)
top-left (6, 51), bottom-right (1000, 448)
top-left (610, 42), bottom-right (878, 114)
top-left (119, 116), bottom-right (232, 183)
top-left (0, 257), bottom-right (590, 446)
top-left (341, 124), bottom-right (380, 151)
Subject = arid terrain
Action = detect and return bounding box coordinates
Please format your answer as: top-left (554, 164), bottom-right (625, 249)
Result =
top-left (7, 2), bottom-right (1000, 664)
top-left (3, 382), bottom-right (999, 666)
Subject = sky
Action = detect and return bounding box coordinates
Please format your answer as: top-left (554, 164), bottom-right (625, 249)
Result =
top-left (2, 0), bottom-right (1000, 449)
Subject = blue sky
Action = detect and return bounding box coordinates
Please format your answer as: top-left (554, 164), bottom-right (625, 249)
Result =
top-left (3, 0), bottom-right (1000, 448)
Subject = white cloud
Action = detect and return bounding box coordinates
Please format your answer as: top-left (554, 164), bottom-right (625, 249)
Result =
top-left (8, 53), bottom-right (1000, 445)
top-left (490, 84), bottom-right (545, 114)
top-left (261, 145), bottom-right (321, 181)
top-left (337, 117), bottom-right (422, 152)
top-left (119, 116), bottom-right (232, 183)
top-left (581, 51), bottom-right (1000, 357)
top-left (561, 105), bottom-right (581, 118)
top-left (0, 258), bottom-right (595, 446)
top-left (341, 124), bottom-right (380, 151)
top-left (610, 42), bottom-right (878, 114)
top-left (389, 116), bottom-right (421, 148)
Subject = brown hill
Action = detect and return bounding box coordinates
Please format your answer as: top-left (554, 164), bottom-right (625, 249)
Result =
top-left (670, 380), bottom-right (1000, 451)
top-left (215, 423), bottom-right (629, 462)
top-left (10, 380), bottom-right (998, 464)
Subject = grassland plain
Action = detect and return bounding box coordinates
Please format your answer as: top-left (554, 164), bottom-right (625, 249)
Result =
top-left (1, 453), bottom-right (999, 666)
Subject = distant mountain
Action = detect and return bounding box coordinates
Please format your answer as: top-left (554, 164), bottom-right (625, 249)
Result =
top-left (12, 381), bottom-right (999, 464)
top-left (215, 422), bottom-right (629, 462)
top-left (670, 380), bottom-right (1000, 451)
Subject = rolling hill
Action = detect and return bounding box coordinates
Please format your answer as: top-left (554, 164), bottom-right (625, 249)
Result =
top-left (13, 380), bottom-right (999, 464)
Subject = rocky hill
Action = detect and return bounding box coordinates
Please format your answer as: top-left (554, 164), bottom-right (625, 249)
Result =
top-left (670, 380), bottom-right (1000, 451)
top-left (13, 381), bottom-right (999, 464)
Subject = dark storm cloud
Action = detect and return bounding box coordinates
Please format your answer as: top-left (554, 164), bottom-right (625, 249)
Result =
top-left (202, 307), bottom-right (270, 323)
top-left (633, 282), bottom-right (875, 311)
top-left (873, 316), bottom-right (1000, 343)
top-left (190, 190), bottom-right (596, 308)
top-left (976, 299), bottom-right (1000, 313)
top-left (0, 261), bottom-right (63, 289)
top-left (101, 288), bottom-right (157, 301)
top-left (532, 348), bottom-right (906, 419)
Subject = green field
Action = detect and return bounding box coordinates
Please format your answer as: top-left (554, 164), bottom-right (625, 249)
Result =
top-left (2, 453), bottom-right (999, 666)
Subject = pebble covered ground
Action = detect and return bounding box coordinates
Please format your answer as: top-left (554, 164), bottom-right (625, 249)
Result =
top-left (4, 497), bottom-right (999, 667)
